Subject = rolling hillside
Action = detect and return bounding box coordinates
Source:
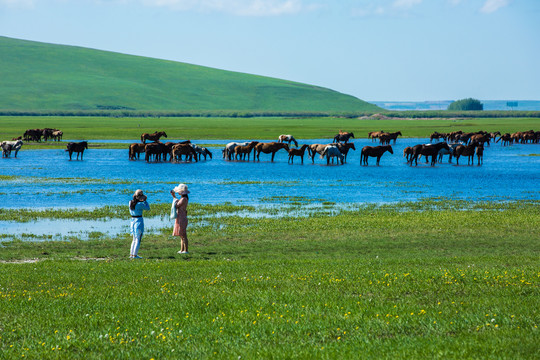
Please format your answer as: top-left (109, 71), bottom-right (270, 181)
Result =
top-left (0, 36), bottom-right (380, 113)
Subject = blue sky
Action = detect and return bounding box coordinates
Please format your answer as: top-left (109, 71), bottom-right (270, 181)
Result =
top-left (1, 0), bottom-right (539, 101)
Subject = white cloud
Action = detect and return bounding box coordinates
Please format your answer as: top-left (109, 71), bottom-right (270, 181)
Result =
top-left (392, 0), bottom-right (422, 9)
top-left (480, 0), bottom-right (509, 13)
top-left (139, 0), bottom-right (307, 16)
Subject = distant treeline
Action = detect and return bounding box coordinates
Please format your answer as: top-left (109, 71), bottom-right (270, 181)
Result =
top-left (0, 109), bottom-right (539, 118)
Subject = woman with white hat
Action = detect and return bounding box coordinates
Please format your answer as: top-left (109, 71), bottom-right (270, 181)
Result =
top-left (170, 184), bottom-right (190, 254)
top-left (129, 189), bottom-right (150, 259)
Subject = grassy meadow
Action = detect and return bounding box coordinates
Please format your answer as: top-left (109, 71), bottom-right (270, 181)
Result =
top-left (2, 115), bottom-right (539, 144)
top-left (1, 201), bottom-right (539, 359)
top-left (0, 36), bottom-right (378, 113)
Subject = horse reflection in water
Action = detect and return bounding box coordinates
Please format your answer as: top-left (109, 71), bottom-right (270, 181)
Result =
top-left (360, 145), bottom-right (393, 166)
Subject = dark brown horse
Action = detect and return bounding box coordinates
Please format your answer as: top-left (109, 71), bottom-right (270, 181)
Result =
top-left (171, 143), bottom-right (198, 162)
top-left (379, 131), bottom-right (402, 145)
top-left (129, 143), bottom-right (146, 160)
top-left (66, 141), bottom-right (88, 160)
top-left (287, 144), bottom-right (309, 164)
top-left (430, 132), bottom-right (447, 142)
top-left (410, 142), bottom-right (450, 166)
top-left (141, 131), bottom-right (167, 144)
top-left (476, 143), bottom-right (484, 165)
top-left (234, 141), bottom-right (259, 161)
top-left (496, 133), bottom-right (512, 146)
top-left (144, 142), bottom-right (167, 162)
top-left (333, 132), bottom-right (355, 143)
top-left (254, 142), bottom-right (289, 161)
top-left (360, 145), bottom-right (393, 165)
top-left (453, 142), bottom-right (480, 165)
top-left (333, 142), bottom-right (356, 162)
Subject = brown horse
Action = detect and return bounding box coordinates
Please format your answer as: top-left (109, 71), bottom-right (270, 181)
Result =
top-left (403, 146), bottom-right (413, 162)
top-left (333, 132), bottom-right (355, 143)
top-left (496, 133), bottom-right (512, 146)
top-left (430, 132), bottom-right (447, 142)
top-left (379, 131), bottom-right (402, 145)
top-left (129, 143), bottom-right (146, 160)
top-left (454, 142), bottom-right (480, 165)
top-left (333, 142), bottom-right (356, 162)
top-left (360, 145), bottom-right (393, 166)
top-left (308, 144), bottom-right (330, 163)
top-left (469, 133), bottom-right (491, 146)
top-left (287, 144), bottom-right (309, 164)
top-left (368, 131), bottom-right (385, 142)
top-left (171, 143), bottom-right (198, 162)
top-left (410, 142), bottom-right (450, 166)
top-left (66, 141), bottom-right (88, 160)
top-left (234, 141), bottom-right (259, 161)
top-left (141, 131), bottom-right (167, 144)
top-left (254, 142), bottom-right (289, 161)
top-left (144, 142), bottom-right (167, 162)
top-left (476, 143), bottom-right (484, 166)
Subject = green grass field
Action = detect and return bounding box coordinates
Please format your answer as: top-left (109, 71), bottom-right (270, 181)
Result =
top-left (0, 36), bottom-right (378, 113)
top-left (2, 115), bottom-right (538, 143)
top-left (1, 201), bottom-right (539, 359)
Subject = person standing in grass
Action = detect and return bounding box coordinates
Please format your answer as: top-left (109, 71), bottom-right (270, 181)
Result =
top-left (129, 189), bottom-right (150, 259)
top-left (171, 183), bottom-right (190, 254)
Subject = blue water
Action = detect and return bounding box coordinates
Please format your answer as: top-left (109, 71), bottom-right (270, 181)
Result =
top-left (1, 138), bottom-right (539, 209)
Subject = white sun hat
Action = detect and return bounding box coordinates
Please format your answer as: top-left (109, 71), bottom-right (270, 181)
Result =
top-left (173, 183), bottom-right (190, 195)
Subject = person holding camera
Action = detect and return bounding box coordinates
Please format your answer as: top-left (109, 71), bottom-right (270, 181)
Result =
top-left (129, 189), bottom-right (150, 259)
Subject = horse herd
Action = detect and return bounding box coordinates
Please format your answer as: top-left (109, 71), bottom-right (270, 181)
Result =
top-left (2, 128), bottom-right (537, 167)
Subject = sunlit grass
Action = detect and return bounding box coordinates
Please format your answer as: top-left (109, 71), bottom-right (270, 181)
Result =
top-left (0, 201), bottom-right (538, 358)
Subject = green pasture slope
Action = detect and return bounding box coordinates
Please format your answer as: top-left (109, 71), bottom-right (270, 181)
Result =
top-left (0, 36), bottom-right (378, 113)
top-left (2, 115), bottom-right (540, 143)
top-left (0, 201), bottom-right (539, 358)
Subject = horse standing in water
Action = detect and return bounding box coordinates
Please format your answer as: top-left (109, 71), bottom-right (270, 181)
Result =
top-left (308, 144), bottom-right (330, 163)
top-left (321, 145), bottom-right (344, 165)
top-left (360, 145), bottom-right (393, 165)
top-left (379, 131), bottom-right (402, 145)
top-left (333, 132), bottom-right (355, 144)
top-left (233, 141), bottom-right (259, 161)
top-left (278, 135), bottom-right (298, 147)
top-left (141, 131), bottom-right (167, 144)
top-left (287, 144), bottom-right (309, 164)
top-left (129, 143), bottom-right (146, 160)
top-left (410, 142), bottom-right (450, 166)
top-left (254, 142), bottom-right (289, 161)
top-left (66, 141), bottom-right (88, 160)
top-left (453, 142), bottom-right (480, 165)
top-left (1, 140), bottom-right (23, 158)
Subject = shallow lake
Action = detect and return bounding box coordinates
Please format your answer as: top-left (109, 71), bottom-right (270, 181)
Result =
top-left (1, 138), bottom-right (539, 209)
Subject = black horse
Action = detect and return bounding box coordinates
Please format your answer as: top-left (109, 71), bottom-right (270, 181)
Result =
top-left (410, 142), bottom-right (450, 166)
top-left (333, 132), bottom-right (355, 143)
top-left (66, 141), bottom-right (88, 160)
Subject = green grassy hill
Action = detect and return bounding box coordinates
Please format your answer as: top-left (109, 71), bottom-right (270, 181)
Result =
top-left (0, 36), bottom-right (380, 113)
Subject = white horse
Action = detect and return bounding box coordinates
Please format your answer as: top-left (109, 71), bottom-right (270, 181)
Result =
top-left (223, 142), bottom-right (249, 160)
top-left (321, 145), bottom-right (344, 165)
top-left (190, 144), bottom-right (213, 161)
top-left (1, 140), bottom-right (23, 157)
top-left (278, 134), bottom-right (298, 147)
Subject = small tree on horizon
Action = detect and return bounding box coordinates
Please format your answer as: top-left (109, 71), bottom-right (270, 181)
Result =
top-left (447, 98), bottom-right (484, 111)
